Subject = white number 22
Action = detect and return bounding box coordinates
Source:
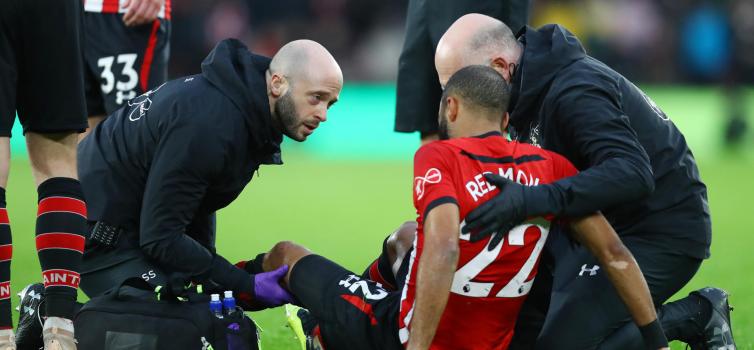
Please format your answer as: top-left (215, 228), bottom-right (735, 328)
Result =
top-left (450, 219), bottom-right (549, 298)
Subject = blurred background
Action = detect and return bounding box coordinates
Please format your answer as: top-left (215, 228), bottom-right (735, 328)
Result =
top-left (171, 0), bottom-right (754, 84)
top-left (163, 0), bottom-right (754, 156)
top-left (5, 1), bottom-right (753, 349)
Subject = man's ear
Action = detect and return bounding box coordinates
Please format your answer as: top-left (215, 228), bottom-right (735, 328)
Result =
top-left (501, 111), bottom-right (510, 131)
top-left (269, 73), bottom-right (288, 98)
top-left (447, 96), bottom-right (460, 122)
top-left (490, 56), bottom-right (510, 81)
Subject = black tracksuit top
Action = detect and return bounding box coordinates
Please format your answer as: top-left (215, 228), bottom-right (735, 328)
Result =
top-left (509, 25), bottom-right (710, 259)
top-left (78, 39), bottom-right (282, 293)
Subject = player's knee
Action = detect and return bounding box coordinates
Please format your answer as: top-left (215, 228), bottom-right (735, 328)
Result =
top-left (269, 241), bottom-right (301, 259)
top-left (391, 221), bottom-right (417, 252)
top-left (266, 241), bottom-right (311, 270)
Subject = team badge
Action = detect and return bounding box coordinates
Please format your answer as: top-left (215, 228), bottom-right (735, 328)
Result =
top-left (414, 168), bottom-right (442, 200)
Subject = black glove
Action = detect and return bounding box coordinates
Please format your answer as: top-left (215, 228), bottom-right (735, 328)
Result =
top-left (462, 173), bottom-right (557, 250)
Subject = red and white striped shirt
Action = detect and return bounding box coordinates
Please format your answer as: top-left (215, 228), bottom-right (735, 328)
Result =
top-left (83, 0), bottom-right (171, 20)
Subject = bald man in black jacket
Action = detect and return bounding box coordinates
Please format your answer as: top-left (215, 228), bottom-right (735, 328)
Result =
top-left (434, 14), bottom-right (736, 350)
top-left (76, 38), bottom-right (343, 306)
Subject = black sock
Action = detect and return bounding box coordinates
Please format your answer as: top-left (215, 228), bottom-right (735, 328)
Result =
top-left (249, 253), bottom-right (266, 274)
top-left (0, 188), bottom-right (12, 329)
top-left (660, 294), bottom-right (712, 342)
top-left (36, 178), bottom-right (87, 319)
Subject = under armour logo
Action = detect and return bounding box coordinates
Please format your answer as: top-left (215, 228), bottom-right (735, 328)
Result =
top-left (578, 264), bottom-right (600, 276)
top-left (27, 290), bottom-right (41, 300)
top-left (23, 306), bottom-right (35, 316)
top-left (414, 168), bottom-right (442, 200)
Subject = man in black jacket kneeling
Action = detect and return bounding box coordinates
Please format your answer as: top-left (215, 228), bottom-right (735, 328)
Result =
top-left (76, 38), bottom-right (343, 306)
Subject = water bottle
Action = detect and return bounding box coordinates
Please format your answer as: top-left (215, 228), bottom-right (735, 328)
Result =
top-left (209, 293), bottom-right (223, 319)
top-left (223, 290), bottom-right (238, 317)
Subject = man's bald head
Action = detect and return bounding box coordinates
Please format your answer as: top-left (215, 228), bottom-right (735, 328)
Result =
top-left (266, 40), bottom-right (343, 142)
top-left (269, 39), bottom-right (342, 85)
top-left (435, 14), bottom-right (521, 87)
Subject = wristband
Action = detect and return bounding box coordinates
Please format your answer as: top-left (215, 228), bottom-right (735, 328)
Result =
top-left (639, 319), bottom-right (668, 349)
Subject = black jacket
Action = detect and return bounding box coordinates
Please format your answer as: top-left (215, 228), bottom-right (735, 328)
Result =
top-left (78, 39), bottom-right (283, 293)
top-left (509, 25), bottom-right (710, 259)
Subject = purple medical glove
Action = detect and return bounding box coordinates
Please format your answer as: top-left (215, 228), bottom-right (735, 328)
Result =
top-left (252, 265), bottom-right (295, 307)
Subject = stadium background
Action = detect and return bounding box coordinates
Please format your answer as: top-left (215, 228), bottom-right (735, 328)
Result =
top-left (7, 0), bottom-right (754, 348)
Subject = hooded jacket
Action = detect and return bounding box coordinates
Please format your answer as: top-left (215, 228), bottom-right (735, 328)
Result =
top-left (78, 39), bottom-right (283, 293)
top-left (509, 25), bottom-right (710, 259)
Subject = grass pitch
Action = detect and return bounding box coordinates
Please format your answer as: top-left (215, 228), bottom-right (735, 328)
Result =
top-left (5, 86), bottom-right (753, 349)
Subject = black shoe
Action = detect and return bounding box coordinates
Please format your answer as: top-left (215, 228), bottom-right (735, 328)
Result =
top-left (14, 283), bottom-right (44, 350)
top-left (688, 287), bottom-right (736, 350)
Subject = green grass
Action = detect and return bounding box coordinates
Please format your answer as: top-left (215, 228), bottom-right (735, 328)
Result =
top-left (5, 86), bottom-right (754, 349)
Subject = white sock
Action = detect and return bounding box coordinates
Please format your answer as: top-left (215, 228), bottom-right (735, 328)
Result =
top-left (43, 317), bottom-right (73, 332)
top-left (0, 329), bottom-right (13, 338)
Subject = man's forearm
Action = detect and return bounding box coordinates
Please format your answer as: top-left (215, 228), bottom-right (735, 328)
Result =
top-left (570, 214), bottom-right (657, 326)
top-left (407, 243), bottom-right (458, 350)
top-left (538, 158), bottom-right (654, 218)
top-left (141, 234), bottom-right (252, 294)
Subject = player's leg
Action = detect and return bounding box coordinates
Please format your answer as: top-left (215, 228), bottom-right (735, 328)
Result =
top-left (0, 139), bottom-right (12, 344)
top-left (15, 0), bottom-right (89, 348)
top-left (361, 221), bottom-right (416, 291)
top-left (14, 254), bottom-right (162, 350)
top-left (0, 0), bottom-right (18, 343)
top-left (263, 241), bottom-right (403, 350)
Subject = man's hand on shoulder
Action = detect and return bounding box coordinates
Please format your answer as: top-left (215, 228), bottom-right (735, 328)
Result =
top-left (462, 174), bottom-right (527, 249)
top-left (463, 173), bottom-right (562, 250)
top-left (122, 0), bottom-right (164, 27)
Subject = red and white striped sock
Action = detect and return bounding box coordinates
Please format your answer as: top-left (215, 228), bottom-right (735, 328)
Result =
top-left (0, 188), bottom-right (12, 329)
top-left (36, 178), bottom-right (87, 319)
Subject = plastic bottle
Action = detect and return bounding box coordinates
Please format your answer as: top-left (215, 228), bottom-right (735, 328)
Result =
top-left (222, 290), bottom-right (237, 317)
top-left (210, 293), bottom-right (223, 319)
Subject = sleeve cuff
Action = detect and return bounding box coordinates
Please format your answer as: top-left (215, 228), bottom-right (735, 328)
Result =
top-left (210, 255), bottom-right (254, 295)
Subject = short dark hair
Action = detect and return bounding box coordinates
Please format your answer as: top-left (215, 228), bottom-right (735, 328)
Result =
top-left (441, 65), bottom-right (510, 120)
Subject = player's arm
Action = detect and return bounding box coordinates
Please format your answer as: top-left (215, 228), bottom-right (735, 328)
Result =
top-left (569, 213), bottom-right (669, 350)
top-left (407, 203), bottom-right (460, 350)
top-left (122, 0), bottom-right (165, 26)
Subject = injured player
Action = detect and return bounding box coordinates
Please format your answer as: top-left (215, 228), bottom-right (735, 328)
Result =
top-left (257, 66), bottom-right (669, 350)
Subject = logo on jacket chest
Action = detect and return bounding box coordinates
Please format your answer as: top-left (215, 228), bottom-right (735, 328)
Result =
top-left (512, 122), bottom-right (542, 148)
top-left (127, 82), bottom-right (166, 121)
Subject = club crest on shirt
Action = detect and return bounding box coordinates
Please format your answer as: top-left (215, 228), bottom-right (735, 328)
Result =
top-left (415, 168), bottom-right (442, 200)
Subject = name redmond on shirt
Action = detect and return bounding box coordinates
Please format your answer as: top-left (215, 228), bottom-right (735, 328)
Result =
top-left (466, 167), bottom-right (541, 202)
